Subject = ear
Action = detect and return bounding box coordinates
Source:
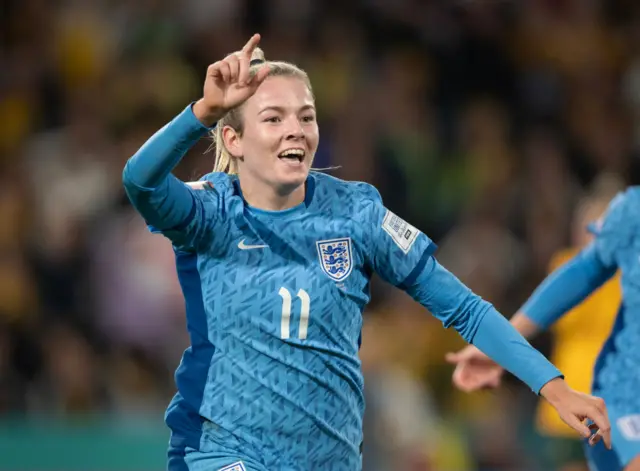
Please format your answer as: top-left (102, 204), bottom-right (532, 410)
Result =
top-left (222, 125), bottom-right (243, 158)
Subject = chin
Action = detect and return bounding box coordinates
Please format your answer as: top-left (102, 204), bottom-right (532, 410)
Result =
top-left (284, 164), bottom-right (310, 180)
top-left (276, 169), bottom-right (308, 191)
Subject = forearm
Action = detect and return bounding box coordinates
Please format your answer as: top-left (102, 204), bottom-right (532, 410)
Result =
top-left (405, 257), bottom-right (561, 393)
top-left (519, 244), bottom-right (616, 330)
top-left (471, 308), bottom-right (562, 393)
top-left (122, 104), bottom-right (212, 229)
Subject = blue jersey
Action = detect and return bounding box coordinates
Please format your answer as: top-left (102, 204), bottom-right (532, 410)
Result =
top-left (161, 171), bottom-right (435, 468)
top-left (521, 186), bottom-right (640, 469)
top-left (590, 187), bottom-right (640, 409)
top-left (124, 104), bottom-right (563, 470)
top-left (583, 186), bottom-right (640, 470)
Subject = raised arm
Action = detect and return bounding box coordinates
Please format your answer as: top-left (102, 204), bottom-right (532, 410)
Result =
top-left (122, 105), bottom-right (213, 232)
top-left (123, 34), bottom-right (270, 248)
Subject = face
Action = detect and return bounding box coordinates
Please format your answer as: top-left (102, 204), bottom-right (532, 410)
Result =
top-left (225, 75), bottom-right (319, 193)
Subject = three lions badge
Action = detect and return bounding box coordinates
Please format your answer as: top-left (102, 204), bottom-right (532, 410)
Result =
top-left (316, 238), bottom-right (353, 282)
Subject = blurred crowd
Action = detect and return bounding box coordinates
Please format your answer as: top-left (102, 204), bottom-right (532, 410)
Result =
top-left (1, 0), bottom-right (640, 470)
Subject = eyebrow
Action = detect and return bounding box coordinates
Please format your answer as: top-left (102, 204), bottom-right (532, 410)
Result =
top-left (258, 105), bottom-right (316, 114)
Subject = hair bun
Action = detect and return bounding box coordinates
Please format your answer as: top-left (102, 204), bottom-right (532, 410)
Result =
top-left (250, 47), bottom-right (266, 66)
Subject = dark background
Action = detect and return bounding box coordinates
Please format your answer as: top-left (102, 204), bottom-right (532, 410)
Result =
top-left (1, 0), bottom-right (638, 469)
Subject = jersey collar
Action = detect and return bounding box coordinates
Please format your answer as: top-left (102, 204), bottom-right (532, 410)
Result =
top-left (231, 173), bottom-right (316, 214)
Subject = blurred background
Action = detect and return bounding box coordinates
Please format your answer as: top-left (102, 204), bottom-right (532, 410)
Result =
top-left (1, 0), bottom-right (639, 469)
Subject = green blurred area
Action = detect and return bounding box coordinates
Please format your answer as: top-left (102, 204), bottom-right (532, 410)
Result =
top-left (0, 419), bottom-right (168, 471)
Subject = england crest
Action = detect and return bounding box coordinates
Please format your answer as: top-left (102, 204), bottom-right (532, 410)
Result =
top-left (316, 237), bottom-right (353, 282)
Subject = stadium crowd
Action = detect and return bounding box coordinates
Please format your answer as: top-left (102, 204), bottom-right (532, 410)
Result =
top-left (1, 0), bottom-right (639, 469)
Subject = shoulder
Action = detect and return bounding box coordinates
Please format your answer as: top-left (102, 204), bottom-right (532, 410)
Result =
top-left (598, 186), bottom-right (640, 232)
top-left (189, 172), bottom-right (234, 189)
top-left (588, 187), bottom-right (639, 260)
top-left (619, 186), bottom-right (640, 210)
top-left (184, 172), bottom-right (235, 199)
top-left (311, 172), bottom-right (382, 208)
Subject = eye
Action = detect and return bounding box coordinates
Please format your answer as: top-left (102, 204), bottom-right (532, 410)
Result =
top-left (301, 115), bottom-right (315, 123)
top-left (264, 116), bottom-right (281, 123)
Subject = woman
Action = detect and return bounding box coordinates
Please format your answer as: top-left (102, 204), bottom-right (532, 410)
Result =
top-left (123, 34), bottom-right (610, 471)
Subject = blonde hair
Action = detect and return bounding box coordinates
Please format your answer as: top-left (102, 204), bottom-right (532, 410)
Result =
top-left (212, 48), bottom-right (314, 174)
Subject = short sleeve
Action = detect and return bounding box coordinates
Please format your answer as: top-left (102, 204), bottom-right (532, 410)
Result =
top-left (588, 190), bottom-right (634, 269)
top-left (360, 185), bottom-right (437, 286)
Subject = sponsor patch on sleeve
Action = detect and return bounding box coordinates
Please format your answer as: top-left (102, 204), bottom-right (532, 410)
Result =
top-left (381, 210), bottom-right (420, 254)
top-left (186, 181), bottom-right (214, 190)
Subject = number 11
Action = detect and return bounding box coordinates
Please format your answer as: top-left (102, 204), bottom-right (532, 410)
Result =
top-left (278, 288), bottom-right (310, 340)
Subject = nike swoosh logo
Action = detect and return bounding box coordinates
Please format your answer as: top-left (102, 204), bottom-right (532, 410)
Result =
top-left (238, 239), bottom-right (268, 250)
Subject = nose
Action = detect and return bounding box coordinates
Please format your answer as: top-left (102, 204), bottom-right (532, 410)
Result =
top-left (284, 115), bottom-right (305, 140)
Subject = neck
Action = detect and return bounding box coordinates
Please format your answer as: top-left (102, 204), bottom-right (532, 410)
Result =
top-left (239, 177), bottom-right (306, 211)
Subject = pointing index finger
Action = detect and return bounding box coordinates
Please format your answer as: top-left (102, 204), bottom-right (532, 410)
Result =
top-left (242, 34), bottom-right (261, 57)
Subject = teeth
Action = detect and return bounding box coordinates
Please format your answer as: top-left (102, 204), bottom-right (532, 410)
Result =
top-left (279, 148), bottom-right (305, 158)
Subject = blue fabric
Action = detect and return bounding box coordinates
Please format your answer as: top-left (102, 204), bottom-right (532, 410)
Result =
top-left (135, 170), bottom-right (435, 468)
top-left (582, 398), bottom-right (640, 471)
top-left (123, 104), bottom-right (216, 249)
top-left (516, 187), bottom-right (640, 467)
top-left (167, 441), bottom-right (190, 471)
top-left (583, 438), bottom-right (623, 471)
top-left (164, 250), bottom-right (214, 452)
top-left (520, 187), bottom-right (640, 416)
top-left (521, 244), bottom-right (616, 330)
top-left (405, 257), bottom-right (562, 394)
top-left (126, 105), bottom-right (567, 470)
top-left (124, 103), bottom-right (212, 188)
top-left (184, 450), bottom-right (266, 471)
top-left (472, 307), bottom-right (563, 394)
top-left (590, 188), bottom-right (640, 412)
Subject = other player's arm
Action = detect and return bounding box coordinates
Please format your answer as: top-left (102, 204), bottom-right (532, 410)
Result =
top-left (363, 190), bottom-right (611, 447)
top-left (402, 249), bottom-right (611, 447)
top-left (362, 188), bottom-right (563, 395)
top-left (446, 245), bottom-right (616, 375)
top-left (446, 193), bottom-right (626, 389)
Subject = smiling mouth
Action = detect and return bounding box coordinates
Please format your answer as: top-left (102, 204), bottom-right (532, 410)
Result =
top-left (278, 148), bottom-right (305, 163)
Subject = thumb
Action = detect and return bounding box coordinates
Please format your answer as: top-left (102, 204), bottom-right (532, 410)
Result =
top-left (564, 414), bottom-right (592, 439)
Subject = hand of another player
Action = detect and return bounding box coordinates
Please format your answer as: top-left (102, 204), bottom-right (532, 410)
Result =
top-left (193, 33), bottom-right (271, 126)
top-left (540, 378), bottom-right (612, 449)
top-left (445, 345), bottom-right (504, 392)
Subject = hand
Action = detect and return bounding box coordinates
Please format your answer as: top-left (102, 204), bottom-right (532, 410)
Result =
top-left (445, 345), bottom-right (504, 392)
top-left (193, 34), bottom-right (271, 126)
top-left (540, 378), bottom-right (612, 449)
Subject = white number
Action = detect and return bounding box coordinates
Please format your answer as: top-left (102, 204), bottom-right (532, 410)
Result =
top-left (278, 288), bottom-right (310, 339)
top-left (298, 289), bottom-right (310, 339)
top-left (278, 287), bottom-right (292, 339)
